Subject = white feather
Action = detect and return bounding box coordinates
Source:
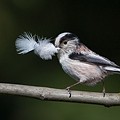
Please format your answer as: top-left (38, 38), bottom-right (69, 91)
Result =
top-left (34, 38), bottom-right (58, 60)
top-left (15, 32), bottom-right (37, 54)
top-left (104, 66), bottom-right (120, 73)
top-left (15, 32), bottom-right (58, 60)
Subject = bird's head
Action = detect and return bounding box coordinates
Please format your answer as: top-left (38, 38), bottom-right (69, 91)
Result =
top-left (55, 32), bottom-right (80, 51)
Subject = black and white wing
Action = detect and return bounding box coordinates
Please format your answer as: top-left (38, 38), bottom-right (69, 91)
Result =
top-left (69, 44), bottom-right (120, 73)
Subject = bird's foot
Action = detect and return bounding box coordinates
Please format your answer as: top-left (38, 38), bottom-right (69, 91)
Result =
top-left (66, 87), bottom-right (71, 98)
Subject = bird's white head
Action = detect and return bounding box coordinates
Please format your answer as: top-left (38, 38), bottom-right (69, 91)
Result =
top-left (55, 32), bottom-right (80, 50)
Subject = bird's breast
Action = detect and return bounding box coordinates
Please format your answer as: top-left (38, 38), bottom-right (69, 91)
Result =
top-left (59, 54), bottom-right (106, 86)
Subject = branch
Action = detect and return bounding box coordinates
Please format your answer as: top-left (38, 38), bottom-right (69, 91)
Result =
top-left (0, 83), bottom-right (120, 107)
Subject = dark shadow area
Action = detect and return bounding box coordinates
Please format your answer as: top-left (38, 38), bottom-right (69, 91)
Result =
top-left (0, 0), bottom-right (120, 120)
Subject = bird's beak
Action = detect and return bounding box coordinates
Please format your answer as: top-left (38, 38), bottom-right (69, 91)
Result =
top-left (56, 47), bottom-right (60, 51)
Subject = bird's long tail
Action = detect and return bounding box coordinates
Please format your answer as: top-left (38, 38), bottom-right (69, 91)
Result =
top-left (104, 66), bottom-right (120, 74)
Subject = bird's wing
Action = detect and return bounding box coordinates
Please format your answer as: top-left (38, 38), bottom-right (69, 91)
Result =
top-left (69, 43), bottom-right (119, 67)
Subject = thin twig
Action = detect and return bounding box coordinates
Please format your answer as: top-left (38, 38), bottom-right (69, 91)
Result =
top-left (0, 83), bottom-right (120, 107)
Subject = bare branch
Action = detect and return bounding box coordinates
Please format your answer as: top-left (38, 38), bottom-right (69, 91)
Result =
top-left (0, 83), bottom-right (120, 107)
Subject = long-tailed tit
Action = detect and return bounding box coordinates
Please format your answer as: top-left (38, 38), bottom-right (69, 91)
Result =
top-left (55, 32), bottom-right (120, 96)
top-left (15, 32), bottom-right (120, 97)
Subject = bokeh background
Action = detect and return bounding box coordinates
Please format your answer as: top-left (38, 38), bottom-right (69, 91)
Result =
top-left (1, 0), bottom-right (120, 120)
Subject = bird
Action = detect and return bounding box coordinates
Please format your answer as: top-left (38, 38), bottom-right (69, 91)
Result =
top-left (54, 32), bottom-right (120, 97)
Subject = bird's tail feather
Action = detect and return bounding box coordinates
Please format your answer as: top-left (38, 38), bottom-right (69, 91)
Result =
top-left (104, 66), bottom-right (120, 74)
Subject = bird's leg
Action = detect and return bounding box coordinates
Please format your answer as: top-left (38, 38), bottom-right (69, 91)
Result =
top-left (66, 81), bottom-right (81, 90)
top-left (66, 81), bottom-right (80, 98)
top-left (102, 81), bottom-right (105, 97)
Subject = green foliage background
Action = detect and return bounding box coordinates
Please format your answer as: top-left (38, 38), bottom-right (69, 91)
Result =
top-left (0, 0), bottom-right (120, 120)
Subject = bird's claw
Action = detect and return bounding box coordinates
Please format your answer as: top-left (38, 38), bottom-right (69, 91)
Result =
top-left (66, 87), bottom-right (71, 98)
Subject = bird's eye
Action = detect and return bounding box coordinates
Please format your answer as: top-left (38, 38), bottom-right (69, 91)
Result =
top-left (63, 41), bottom-right (67, 45)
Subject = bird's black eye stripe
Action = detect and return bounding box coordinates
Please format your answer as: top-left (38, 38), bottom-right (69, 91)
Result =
top-left (60, 33), bottom-right (77, 44)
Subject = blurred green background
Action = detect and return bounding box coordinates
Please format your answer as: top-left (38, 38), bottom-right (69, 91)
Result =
top-left (1, 0), bottom-right (120, 120)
